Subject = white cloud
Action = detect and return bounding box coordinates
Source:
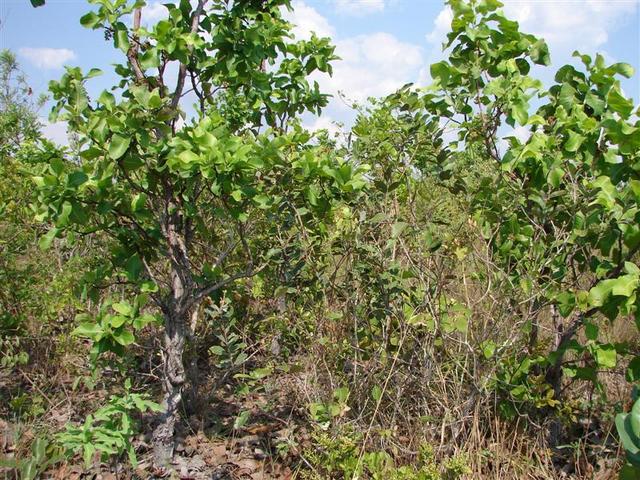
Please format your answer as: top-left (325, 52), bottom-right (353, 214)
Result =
top-left (286, 2), bottom-right (423, 124)
top-left (141, 1), bottom-right (169, 25)
top-left (425, 6), bottom-right (453, 45)
top-left (305, 115), bottom-right (343, 137)
top-left (18, 48), bottom-right (76, 70)
top-left (332, 0), bottom-right (386, 16)
top-left (425, 2), bottom-right (638, 58)
top-left (423, 1), bottom-right (639, 85)
top-left (324, 32), bottom-right (423, 106)
top-left (286, 1), bottom-right (336, 40)
top-left (41, 120), bottom-right (69, 146)
top-left (501, 0), bottom-right (639, 57)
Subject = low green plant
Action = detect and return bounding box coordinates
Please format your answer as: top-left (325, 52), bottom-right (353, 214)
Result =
top-left (304, 430), bottom-right (469, 480)
top-left (208, 316), bottom-right (248, 370)
top-left (309, 386), bottom-right (351, 428)
top-left (616, 388), bottom-right (640, 479)
top-left (0, 437), bottom-right (61, 480)
top-left (57, 379), bottom-right (160, 468)
top-left (73, 297), bottom-right (159, 363)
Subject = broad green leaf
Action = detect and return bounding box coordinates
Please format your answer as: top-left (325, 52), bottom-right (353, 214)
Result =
top-left (39, 227), bottom-right (59, 250)
top-left (585, 322), bottom-right (598, 341)
top-left (608, 89), bottom-right (634, 118)
top-left (612, 274), bottom-right (639, 297)
top-left (511, 100), bottom-right (529, 126)
top-left (564, 131), bottom-right (585, 152)
top-left (430, 61), bottom-right (451, 86)
top-left (594, 344), bottom-right (617, 368)
top-left (108, 134), bottom-right (131, 160)
top-left (588, 279), bottom-right (615, 307)
top-left (110, 315), bottom-right (128, 328)
top-left (73, 323), bottom-right (103, 337)
top-left (391, 222), bottom-right (408, 238)
top-left (112, 302), bottom-right (132, 316)
top-left (114, 27), bottom-right (130, 53)
top-left (80, 11), bottom-right (101, 28)
top-left (113, 329), bottom-right (135, 346)
top-left (609, 62), bottom-right (635, 79)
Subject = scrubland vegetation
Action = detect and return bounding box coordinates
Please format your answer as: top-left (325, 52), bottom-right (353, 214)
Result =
top-left (2, 0), bottom-right (640, 478)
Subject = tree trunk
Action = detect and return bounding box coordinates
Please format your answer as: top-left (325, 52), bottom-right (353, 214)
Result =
top-left (152, 219), bottom-right (190, 467)
top-left (152, 306), bottom-right (187, 467)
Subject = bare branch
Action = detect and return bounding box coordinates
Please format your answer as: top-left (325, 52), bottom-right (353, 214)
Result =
top-left (171, 0), bottom-right (208, 111)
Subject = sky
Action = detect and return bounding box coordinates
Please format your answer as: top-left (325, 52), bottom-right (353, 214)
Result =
top-left (1, 0), bottom-right (639, 144)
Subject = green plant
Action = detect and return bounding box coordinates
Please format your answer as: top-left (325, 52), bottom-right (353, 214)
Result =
top-left (57, 379), bottom-right (160, 468)
top-left (72, 296), bottom-right (158, 363)
top-left (208, 316), bottom-right (248, 370)
top-left (309, 386), bottom-right (351, 427)
top-left (32, 0), bottom-right (367, 465)
top-left (616, 388), bottom-right (640, 479)
top-left (0, 437), bottom-right (61, 480)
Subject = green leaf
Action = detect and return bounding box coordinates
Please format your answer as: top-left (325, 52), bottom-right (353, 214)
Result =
top-left (39, 227), bottom-right (59, 250)
top-left (481, 340), bottom-right (496, 359)
top-left (139, 49), bottom-right (160, 70)
top-left (558, 83), bottom-right (576, 111)
top-left (133, 313), bottom-right (157, 329)
top-left (510, 99), bottom-right (528, 126)
top-left (430, 61), bottom-right (451, 86)
top-left (371, 385), bottom-right (382, 402)
top-left (609, 62), bottom-right (634, 79)
top-left (80, 11), bottom-right (101, 28)
top-left (30, 0), bottom-right (45, 6)
top-left (530, 39), bottom-right (551, 66)
top-left (73, 323), bottom-right (103, 338)
top-left (108, 134), bottom-right (131, 160)
top-left (112, 302), bottom-right (132, 316)
top-left (125, 255), bottom-right (143, 281)
top-left (612, 274), bottom-right (639, 297)
top-left (113, 329), bottom-right (135, 346)
top-left (68, 170), bottom-right (88, 187)
top-left (585, 322), bottom-right (598, 341)
top-left (115, 27), bottom-right (130, 53)
top-left (131, 193), bottom-right (147, 212)
top-left (594, 344), bottom-right (617, 368)
top-left (548, 167), bottom-right (564, 188)
top-left (391, 222), bottom-right (408, 238)
top-left (588, 279), bottom-right (615, 307)
top-left (608, 89), bottom-right (634, 118)
top-left (233, 410), bottom-right (251, 430)
top-left (627, 357), bottom-right (640, 382)
top-left (110, 315), bottom-right (128, 328)
top-left (564, 131), bottom-right (585, 152)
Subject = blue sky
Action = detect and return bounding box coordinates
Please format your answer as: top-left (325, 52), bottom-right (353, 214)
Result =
top-left (1, 0), bottom-right (638, 142)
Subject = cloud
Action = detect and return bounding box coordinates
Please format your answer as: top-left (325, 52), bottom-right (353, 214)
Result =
top-left (425, 1), bottom-right (638, 67)
top-left (18, 48), bottom-right (76, 70)
top-left (304, 115), bottom-right (343, 137)
top-left (332, 0), bottom-right (386, 16)
top-left (501, 0), bottom-right (638, 58)
top-left (324, 32), bottom-right (423, 106)
top-left (141, 0), bottom-right (169, 25)
top-left (286, 2), bottom-right (423, 126)
top-left (41, 120), bottom-right (69, 146)
top-left (425, 6), bottom-right (453, 45)
top-left (286, 1), bottom-right (336, 40)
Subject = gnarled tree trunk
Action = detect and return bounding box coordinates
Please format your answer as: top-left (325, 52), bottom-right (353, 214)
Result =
top-left (153, 209), bottom-right (191, 467)
top-left (152, 305), bottom-right (187, 466)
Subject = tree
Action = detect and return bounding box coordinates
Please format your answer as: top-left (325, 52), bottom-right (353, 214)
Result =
top-left (0, 50), bottom-right (45, 336)
top-left (33, 0), bottom-right (366, 466)
top-left (399, 0), bottom-right (639, 442)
